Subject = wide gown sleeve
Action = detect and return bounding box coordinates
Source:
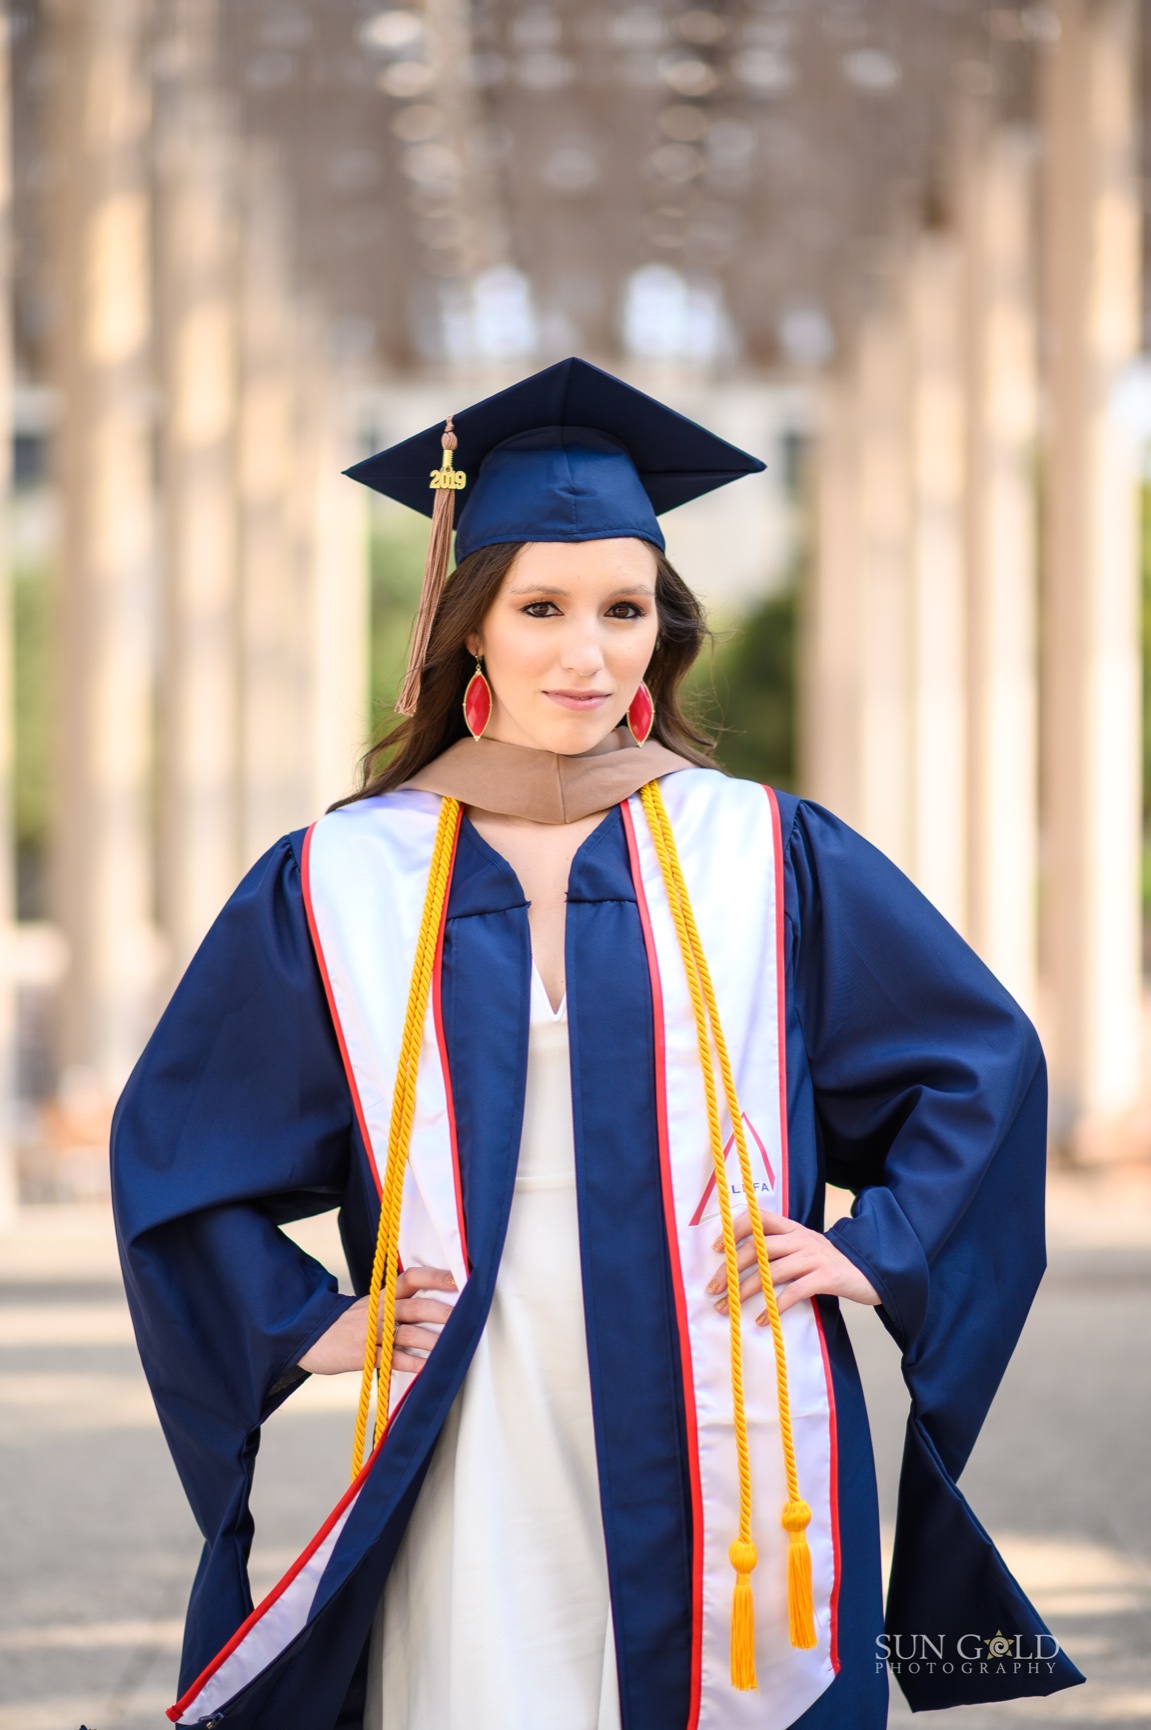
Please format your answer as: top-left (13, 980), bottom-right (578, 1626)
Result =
top-left (779, 795), bottom-right (1083, 1709)
top-left (111, 833), bottom-right (357, 1690)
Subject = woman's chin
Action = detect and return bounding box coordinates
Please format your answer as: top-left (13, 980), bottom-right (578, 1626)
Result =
top-left (491, 704), bottom-right (624, 755)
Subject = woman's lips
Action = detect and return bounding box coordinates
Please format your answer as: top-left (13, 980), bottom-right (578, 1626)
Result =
top-left (544, 690), bottom-right (611, 711)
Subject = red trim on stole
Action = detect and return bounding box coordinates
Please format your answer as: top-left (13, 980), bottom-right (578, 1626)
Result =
top-left (620, 799), bottom-right (704, 1730)
top-left (763, 784), bottom-right (841, 1671)
top-left (174, 808), bottom-right (465, 1723)
top-left (169, 1426), bottom-right (388, 1721)
top-left (172, 827), bottom-right (391, 1721)
top-left (172, 813), bottom-right (471, 1722)
top-left (811, 1304), bottom-right (842, 1674)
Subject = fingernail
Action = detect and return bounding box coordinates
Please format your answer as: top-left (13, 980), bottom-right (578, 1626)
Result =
top-left (756, 1311), bottom-right (768, 1327)
top-left (712, 1238), bottom-right (722, 1253)
top-left (706, 1277), bottom-right (721, 1295)
top-left (715, 1299), bottom-right (728, 1314)
top-left (448, 1277), bottom-right (458, 1290)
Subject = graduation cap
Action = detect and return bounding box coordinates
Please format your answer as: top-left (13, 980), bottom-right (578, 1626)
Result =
top-left (345, 357), bottom-right (765, 714)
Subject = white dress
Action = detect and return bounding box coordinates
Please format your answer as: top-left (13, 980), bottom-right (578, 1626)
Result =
top-left (366, 963), bottom-right (623, 1730)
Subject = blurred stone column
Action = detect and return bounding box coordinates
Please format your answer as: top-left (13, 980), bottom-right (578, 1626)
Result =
top-left (854, 290), bottom-right (913, 873)
top-left (237, 150), bottom-right (310, 863)
top-left (906, 227), bottom-right (968, 932)
top-left (49, 0), bottom-right (159, 1098)
top-left (306, 373), bottom-right (370, 812)
top-left (0, 12), bottom-right (16, 1218)
top-left (960, 123), bottom-right (1040, 1011)
top-left (1041, 0), bottom-right (1143, 1147)
top-left (804, 373), bottom-right (863, 828)
top-left (156, 2), bottom-right (242, 979)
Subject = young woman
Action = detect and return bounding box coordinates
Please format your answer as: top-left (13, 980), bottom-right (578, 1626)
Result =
top-left (112, 359), bottom-right (1081, 1730)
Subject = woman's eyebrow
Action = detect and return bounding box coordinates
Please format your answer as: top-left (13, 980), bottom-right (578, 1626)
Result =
top-left (507, 583), bottom-right (656, 598)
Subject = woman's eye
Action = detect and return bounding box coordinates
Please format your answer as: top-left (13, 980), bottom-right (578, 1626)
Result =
top-left (521, 601), bottom-right (561, 618)
top-left (606, 602), bottom-right (645, 619)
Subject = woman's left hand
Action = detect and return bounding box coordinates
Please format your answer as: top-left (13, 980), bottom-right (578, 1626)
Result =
top-left (706, 1209), bottom-right (880, 1321)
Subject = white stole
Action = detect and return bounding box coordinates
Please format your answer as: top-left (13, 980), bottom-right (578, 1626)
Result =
top-left (621, 771), bottom-right (838, 1730)
top-left (173, 775), bottom-right (839, 1730)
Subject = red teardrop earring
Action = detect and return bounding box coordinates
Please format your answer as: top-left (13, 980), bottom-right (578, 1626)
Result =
top-left (626, 680), bottom-right (655, 745)
top-left (463, 656), bottom-right (493, 739)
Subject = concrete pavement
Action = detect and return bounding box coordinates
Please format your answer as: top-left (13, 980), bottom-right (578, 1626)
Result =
top-left (0, 1170), bottom-right (1147, 1729)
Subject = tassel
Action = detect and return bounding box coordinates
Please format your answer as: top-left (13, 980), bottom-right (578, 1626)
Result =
top-left (395, 419), bottom-right (466, 717)
top-left (728, 1539), bottom-right (758, 1691)
top-left (782, 1499), bottom-right (817, 1649)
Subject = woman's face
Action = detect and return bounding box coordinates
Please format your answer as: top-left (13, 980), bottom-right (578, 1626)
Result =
top-left (466, 538), bottom-right (660, 755)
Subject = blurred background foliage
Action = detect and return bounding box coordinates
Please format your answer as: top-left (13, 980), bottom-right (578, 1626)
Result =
top-left (13, 558), bottom-right (52, 921)
top-left (369, 515), bottom-right (429, 743)
top-left (700, 583), bottom-right (797, 789)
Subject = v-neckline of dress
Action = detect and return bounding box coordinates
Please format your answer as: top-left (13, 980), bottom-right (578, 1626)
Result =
top-left (530, 958), bottom-right (567, 1021)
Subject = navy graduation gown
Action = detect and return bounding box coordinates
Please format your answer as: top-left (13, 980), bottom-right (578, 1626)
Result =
top-left (111, 790), bottom-right (1083, 1728)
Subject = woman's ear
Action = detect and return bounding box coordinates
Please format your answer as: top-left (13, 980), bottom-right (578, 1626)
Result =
top-left (465, 631), bottom-right (482, 659)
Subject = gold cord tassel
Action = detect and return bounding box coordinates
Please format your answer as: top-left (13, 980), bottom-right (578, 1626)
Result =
top-left (350, 797), bottom-right (461, 1480)
top-left (729, 1539), bottom-right (759, 1691)
top-left (783, 1500), bottom-right (817, 1648)
top-left (395, 419), bottom-right (466, 718)
top-left (639, 780), bottom-right (818, 1683)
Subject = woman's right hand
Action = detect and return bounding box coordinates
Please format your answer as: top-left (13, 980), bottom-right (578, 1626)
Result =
top-left (298, 1266), bottom-right (458, 1376)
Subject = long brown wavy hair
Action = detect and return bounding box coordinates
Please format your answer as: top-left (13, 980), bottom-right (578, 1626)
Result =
top-left (339, 539), bottom-right (717, 804)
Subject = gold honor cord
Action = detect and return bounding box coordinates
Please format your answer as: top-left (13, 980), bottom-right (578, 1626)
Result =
top-left (347, 784), bottom-right (814, 1690)
top-left (350, 796), bottom-right (462, 1481)
top-left (639, 781), bottom-right (816, 1689)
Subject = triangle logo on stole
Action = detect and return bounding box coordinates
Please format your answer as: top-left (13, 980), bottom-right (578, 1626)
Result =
top-left (688, 1114), bottom-right (777, 1227)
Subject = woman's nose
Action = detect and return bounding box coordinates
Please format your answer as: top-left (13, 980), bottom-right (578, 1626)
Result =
top-left (559, 623), bottom-right (606, 675)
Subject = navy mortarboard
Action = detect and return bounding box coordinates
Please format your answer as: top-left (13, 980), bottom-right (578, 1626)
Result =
top-left (344, 356), bottom-right (765, 713)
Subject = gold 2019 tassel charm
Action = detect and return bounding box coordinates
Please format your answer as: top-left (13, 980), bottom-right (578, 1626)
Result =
top-left (783, 1499), bottom-right (817, 1649)
top-left (395, 419), bottom-right (467, 717)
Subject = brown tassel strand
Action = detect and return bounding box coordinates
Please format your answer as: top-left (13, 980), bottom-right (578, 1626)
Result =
top-left (396, 419), bottom-right (465, 717)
